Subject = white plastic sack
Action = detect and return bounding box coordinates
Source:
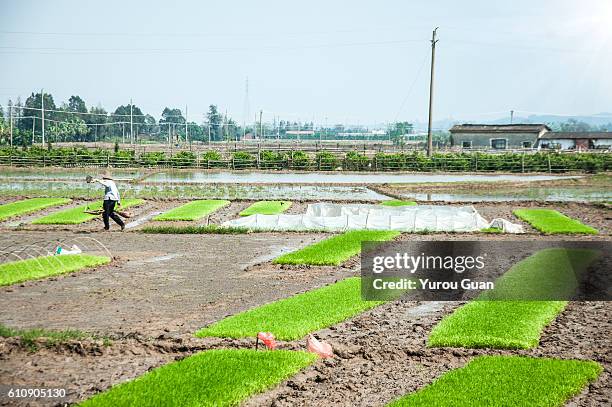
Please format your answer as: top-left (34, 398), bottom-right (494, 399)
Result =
top-left (223, 203), bottom-right (522, 233)
top-left (488, 218), bottom-right (524, 234)
top-left (54, 244), bottom-right (82, 255)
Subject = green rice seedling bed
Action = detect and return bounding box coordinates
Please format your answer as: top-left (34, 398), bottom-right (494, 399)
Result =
top-left (273, 229), bottom-right (400, 266)
top-left (514, 208), bottom-right (598, 234)
top-left (380, 200), bottom-right (417, 207)
top-left (196, 277), bottom-right (384, 340)
top-left (80, 349), bottom-right (316, 407)
top-left (388, 356), bottom-right (601, 407)
top-left (32, 199), bottom-right (144, 225)
top-left (239, 200), bottom-right (292, 216)
top-left (428, 248), bottom-right (599, 349)
top-left (0, 254), bottom-right (111, 286)
top-left (0, 198), bottom-right (71, 221)
top-left (0, 324), bottom-right (104, 350)
top-left (480, 227), bottom-right (503, 234)
top-left (153, 199), bottom-right (230, 221)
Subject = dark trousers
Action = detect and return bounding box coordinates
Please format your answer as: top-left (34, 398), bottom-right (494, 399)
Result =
top-left (103, 200), bottom-right (124, 229)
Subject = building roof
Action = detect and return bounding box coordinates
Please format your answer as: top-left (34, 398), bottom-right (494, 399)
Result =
top-left (539, 132), bottom-right (612, 139)
top-left (449, 124), bottom-right (551, 133)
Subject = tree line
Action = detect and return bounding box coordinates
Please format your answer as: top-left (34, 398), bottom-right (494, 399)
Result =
top-left (0, 91), bottom-right (420, 147)
top-left (0, 92), bottom-right (246, 146)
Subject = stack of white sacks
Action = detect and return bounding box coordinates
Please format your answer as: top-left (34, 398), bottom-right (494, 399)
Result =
top-left (223, 203), bottom-right (523, 233)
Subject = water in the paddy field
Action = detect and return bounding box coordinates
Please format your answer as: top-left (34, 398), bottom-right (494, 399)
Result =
top-left (0, 180), bottom-right (390, 201)
top-left (401, 187), bottom-right (612, 203)
top-left (142, 170), bottom-right (582, 184)
top-left (0, 168), bottom-right (143, 181)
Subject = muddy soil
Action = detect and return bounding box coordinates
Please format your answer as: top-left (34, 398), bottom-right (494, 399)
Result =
top-left (0, 202), bottom-right (609, 406)
top-left (372, 174), bottom-right (608, 194)
top-left (2, 298), bottom-right (607, 406)
top-left (0, 231), bottom-right (337, 337)
top-left (245, 300), bottom-right (611, 407)
top-left (0, 197), bottom-right (20, 206)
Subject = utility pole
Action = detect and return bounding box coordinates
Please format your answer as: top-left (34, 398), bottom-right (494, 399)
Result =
top-left (9, 102), bottom-right (13, 147)
top-left (426, 28), bottom-right (438, 157)
top-left (259, 110), bottom-right (263, 140)
top-left (325, 116), bottom-right (328, 142)
top-left (224, 110), bottom-right (228, 143)
top-left (41, 89), bottom-right (45, 146)
top-left (510, 110), bottom-right (514, 124)
top-left (242, 77), bottom-right (249, 140)
top-left (130, 99), bottom-right (134, 145)
top-left (185, 105), bottom-right (188, 144)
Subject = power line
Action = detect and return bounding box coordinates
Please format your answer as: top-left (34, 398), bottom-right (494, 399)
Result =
top-left (444, 39), bottom-right (600, 55)
top-left (7, 105), bottom-right (186, 118)
top-left (393, 52), bottom-right (429, 122)
top-left (0, 39), bottom-right (426, 55)
top-left (0, 27), bottom-right (380, 39)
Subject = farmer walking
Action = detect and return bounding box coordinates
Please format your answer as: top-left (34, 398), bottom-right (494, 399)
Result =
top-left (88, 171), bottom-right (125, 231)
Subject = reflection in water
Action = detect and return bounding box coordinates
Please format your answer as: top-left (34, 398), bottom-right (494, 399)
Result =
top-left (0, 181), bottom-right (390, 201)
top-left (0, 169), bottom-right (142, 181)
top-left (143, 170), bottom-right (581, 184)
top-left (402, 188), bottom-right (611, 202)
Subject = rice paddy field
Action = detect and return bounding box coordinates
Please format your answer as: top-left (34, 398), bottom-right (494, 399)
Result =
top-left (0, 167), bottom-right (609, 406)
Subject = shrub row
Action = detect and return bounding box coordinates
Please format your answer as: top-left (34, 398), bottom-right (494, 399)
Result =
top-left (0, 146), bottom-right (609, 172)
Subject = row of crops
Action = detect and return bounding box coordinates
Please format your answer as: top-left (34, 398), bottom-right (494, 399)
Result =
top-left (1, 243), bottom-right (603, 406)
top-left (0, 199), bottom-right (604, 406)
top-left (0, 146), bottom-right (610, 172)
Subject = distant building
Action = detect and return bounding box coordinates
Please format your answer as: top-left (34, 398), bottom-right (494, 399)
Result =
top-left (536, 132), bottom-right (612, 150)
top-left (449, 124), bottom-right (551, 149)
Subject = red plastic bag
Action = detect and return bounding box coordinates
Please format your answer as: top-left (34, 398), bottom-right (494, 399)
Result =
top-left (306, 334), bottom-right (333, 358)
top-left (257, 332), bottom-right (277, 350)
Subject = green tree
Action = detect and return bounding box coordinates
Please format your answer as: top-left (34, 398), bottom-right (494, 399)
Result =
top-left (20, 92), bottom-right (57, 136)
top-left (112, 104), bottom-right (146, 141)
top-left (67, 95), bottom-right (87, 113)
top-left (48, 116), bottom-right (89, 142)
top-left (389, 121), bottom-right (414, 145)
top-left (0, 104), bottom-right (6, 145)
top-left (206, 105), bottom-right (222, 141)
top-left (186, 121), bottom-right (204, 142)
top-left (87, 105), bottom-right (108, 142)
top-left (159, 107), bottom-right (186, 143)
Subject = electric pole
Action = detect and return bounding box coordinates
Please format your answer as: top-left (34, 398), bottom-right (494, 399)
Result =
top-left (259, 110), bottom-right (263, 140)
top-left (9, 102), bottom-right (13, 147)
top-left (510, 110), bottom-right (514, 124)
top-left (41, 89), bottom-right (45, 146)
top-left (130, 99), bottom-right (134, 145)
top-left (185, 105), bottom-right (188, 144)
top-left (427, 28), bottom-right (438, 157)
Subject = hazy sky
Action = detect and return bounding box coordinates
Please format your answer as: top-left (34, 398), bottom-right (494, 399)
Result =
top-left (1, 0), bottom-right (611, 126)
